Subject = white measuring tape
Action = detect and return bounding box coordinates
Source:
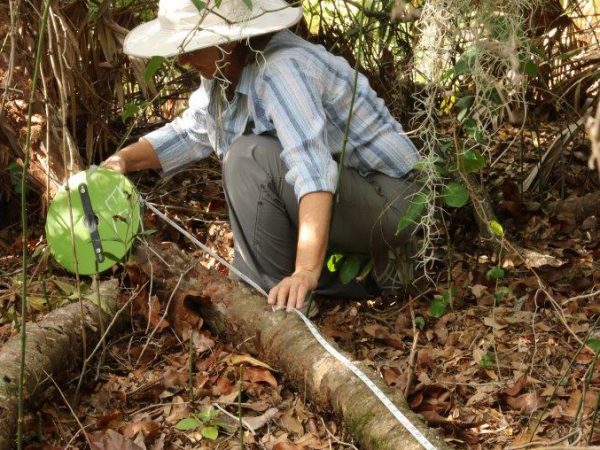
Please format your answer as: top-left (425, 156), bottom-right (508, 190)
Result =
top-left (142, 199), bottom-right (438, 450)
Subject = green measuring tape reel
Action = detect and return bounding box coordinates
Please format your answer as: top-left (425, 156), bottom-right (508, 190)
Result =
top-left (46, 167), bottom-right (141, 275)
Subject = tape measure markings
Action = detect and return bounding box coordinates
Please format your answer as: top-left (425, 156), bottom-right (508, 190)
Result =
top-left (142, 198), bottom-right (438, 450)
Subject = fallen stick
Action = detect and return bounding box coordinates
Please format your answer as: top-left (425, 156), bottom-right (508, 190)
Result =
top-left (0, 279), bottom-right (126, 450)
top-left (137, 241), bottom-right (451, 450)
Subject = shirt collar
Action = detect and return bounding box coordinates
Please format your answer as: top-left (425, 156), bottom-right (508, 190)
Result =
top-left (235, 63), bottom-right (257, 96)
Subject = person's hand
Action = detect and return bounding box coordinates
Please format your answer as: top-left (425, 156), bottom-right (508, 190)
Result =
top-left (268, 269), bottom-right (319, 312)
top-left (101, 154), bottom-right (127, 174)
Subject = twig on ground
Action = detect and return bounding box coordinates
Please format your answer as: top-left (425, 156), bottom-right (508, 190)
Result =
top-left (404, 296), bottom-right (419, 398)
top-left (561, 289), bottom-right (600, 306)
top-left (82, 283), bottom-right (141, 369)
top-left (507, 429), bottom-right (583, 449)
top-left (319, 417), bottom-right (359, 450)
top-left (212, 402), bottom-right (256, 435)
top-left (44, 370), bottom-right (92, 448)
top-left (136, 264), bottom-right (194, 365)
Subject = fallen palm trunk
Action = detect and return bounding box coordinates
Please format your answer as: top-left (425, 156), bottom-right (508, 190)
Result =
top-left (137, 241), bottom-right (451, 450)
top-left (0, 279), bottom-right (125, 450)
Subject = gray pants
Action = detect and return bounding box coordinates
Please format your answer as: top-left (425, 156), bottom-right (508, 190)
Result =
top-left (222, 134), bottom-right (420, 298)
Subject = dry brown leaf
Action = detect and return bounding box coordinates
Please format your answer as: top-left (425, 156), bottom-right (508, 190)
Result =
top-left (363, 324), bottom-right (390, 339)
top-left (228, 354), bottom-right (274, 370)
top-left (483, 316), bottom-right (507, 330)
top-left (182, 329), bottom-right (215, 353)
top-left (273, 443), bottom-right (305, 450)
top-left (564, 390), bottom-right (599, 417)
top-left (244, 366), bottom-right (278, 387)
top-left (505, 392), bottom-right (545, 413)
top-left (95, 409), bottom-right (122, 428)
top-left (471, 284), bottom-right (488, 298)
top-left (243, 407), bottom-right (279, 431)
top-left (165, 396), bottom-right (190, 424)
top-left (90, 429), bottom-right (144, 450)
top-left (212, 376), bottom-right (234, 395)
top-left (504, 374), bottom-right (528, 397)
top-left (243, 401), bottom-right (271, 412)
top-left (162, 368), bottom-right (188, 389)
top-left (122, 421), bottom-right (160, 440)
top-left (294, 432), bottom-right (328, 448)
top-left (279, 409), bottom-right (304, 435)
top-left (381, 366), bottom-right (402, 386)
top-left (148, 295), bottom-right (169, 331)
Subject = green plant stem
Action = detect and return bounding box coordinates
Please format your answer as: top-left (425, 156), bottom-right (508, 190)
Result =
top-left (335, 0), bottom-right (366, 202)
top-left (588, 386), bottom-right (600, 444)
top-left (17, 0), bottom-right (51, 448)
top-left (529, 314), bottom-right (600, 440)
top-left (189, 331), bottom-right (194, 402)
top-left (577, 347), bottom-right (600, 441)
top-left (238, 365), bottom-right (244, 449)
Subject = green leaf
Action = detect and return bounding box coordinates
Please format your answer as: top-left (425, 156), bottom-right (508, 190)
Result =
top-left (490, 15), bottom-right (510, 41)
top-left (455, 95), bottom-right (474, 112)
top-left (486, 88), bottom-right (502, 105)
top-left (521, 60), bottom-right (540, 77)
top-left (339, 255), bottom-right (361, 285)
top-left (190, 0), bottom-right (206, 11)
top-left (396, 191), bottom-right (428, 234)
top-left (486, 267), bottom-right (505, 280)
top-left (122, 103), bottom-right (141, 122)
top-left (488, 220), bottom-right (504, 237)
top-left (201, 426), bottom-right (219, 440)
top-left (443, 182), bottom-right (469, 208)
top-left (175, 417), bottom-right (202, 431)
top-left (495, 286), bottom-right (512, 301)
top-left (198, 406), bottom-right (215, 423)
top-left (559, 47), bottom-right (584, 60)
top-left (52, 278), bottom-right (79, 296)
top-left (442, 287), bottom-right (457, 304)
top-left (463, 119), bottom-right (485, 143)
top-left (138, 228), bottom-right (158, 237)
top-left (7, 161), bottom-right (23, 194)
top-left (455, 96), bottom-right (474, 121)
top-left (355, 258), bottom-right (374, 283)
top-left (144, 56), bottom-right (165, 82)
top-left (587, 338), bottom-right (600, 353)
top-left (241, 0), bottom-right (253, 8)
top-left (480, 352), bottom-right (494, 369)
top-left (454, 46), bottom-right (478, 76)
top-left (415, 315), bottom-right (425, 330)
top-left (411, 160), bottom-right (431, 171)
top-left (326, 254), bottom-right (344, 273)
top-left (31, 243), bottom-right (46, 260)
top-left (461, 150), bottom-right (485, 173)
top-left (463, 117), bottom-right (477, 130)
top-left (429, 295), bottom-right (448, 319)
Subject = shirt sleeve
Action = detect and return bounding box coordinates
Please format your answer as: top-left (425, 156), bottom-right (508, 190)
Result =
top-left (143, 87), bottom-right (213, 176)
top-left (260, 58), bottom-right (338, 201)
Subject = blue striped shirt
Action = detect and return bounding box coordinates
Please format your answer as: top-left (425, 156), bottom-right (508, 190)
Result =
top-left (144, 30), bottom-right (419, 200)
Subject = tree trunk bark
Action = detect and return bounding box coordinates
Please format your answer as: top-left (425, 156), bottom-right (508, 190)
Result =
top-left (135, 241), bottom-right (451, 450)
top-left (0, 279), bottom-right (126, 450)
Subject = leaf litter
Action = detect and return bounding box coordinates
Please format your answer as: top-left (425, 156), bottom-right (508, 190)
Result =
top-left (2, 130), bottom-right (600, 449)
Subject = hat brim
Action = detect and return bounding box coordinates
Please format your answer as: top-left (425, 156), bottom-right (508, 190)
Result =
top-left (123, 2), bottom-right (303, 58)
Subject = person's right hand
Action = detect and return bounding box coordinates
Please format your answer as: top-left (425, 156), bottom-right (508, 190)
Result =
top-left (101, 154), bottom-right (127, 174)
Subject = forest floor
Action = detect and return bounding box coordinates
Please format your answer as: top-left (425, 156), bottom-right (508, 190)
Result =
top-left (1, 122), bottom-right (599, 450)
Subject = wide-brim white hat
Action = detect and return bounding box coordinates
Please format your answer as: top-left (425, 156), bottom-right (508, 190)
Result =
top-left (123, 0), bottom-right (303, 58)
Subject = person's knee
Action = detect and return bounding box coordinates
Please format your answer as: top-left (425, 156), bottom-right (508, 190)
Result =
top-left (225, 135), bottom-right (282, 174)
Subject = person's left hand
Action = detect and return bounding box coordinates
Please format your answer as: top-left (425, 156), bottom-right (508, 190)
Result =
top-left (268, 269), bottom-right (319, 311)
